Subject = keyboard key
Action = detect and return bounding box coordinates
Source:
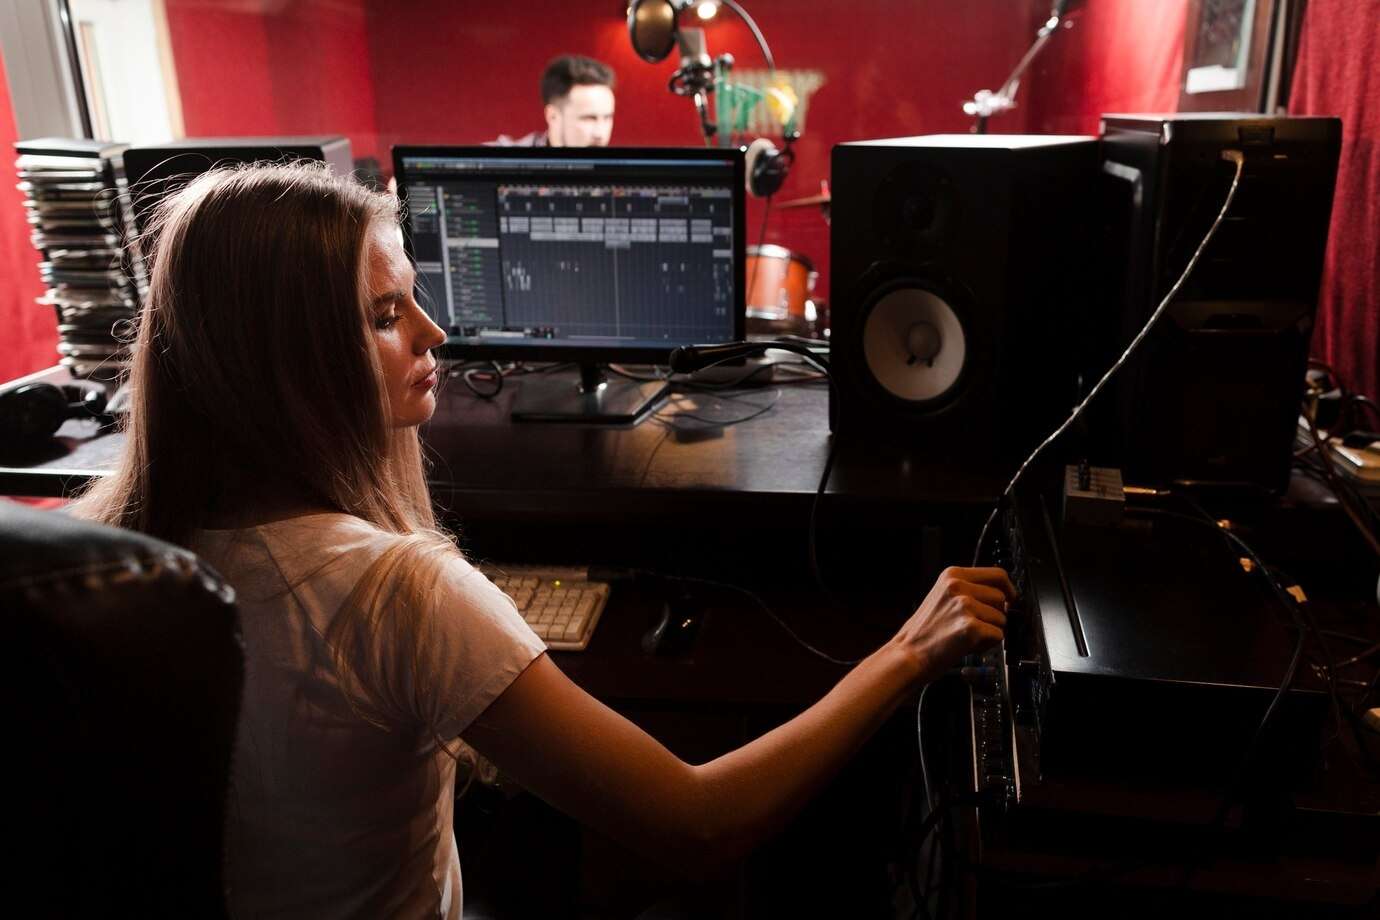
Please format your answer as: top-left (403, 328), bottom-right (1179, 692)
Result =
top-left (481, 564), bottom-right (610, 652)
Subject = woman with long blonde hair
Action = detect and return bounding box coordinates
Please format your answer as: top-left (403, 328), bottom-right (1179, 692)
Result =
top-left (74, 162), bottom-right (1012, 918)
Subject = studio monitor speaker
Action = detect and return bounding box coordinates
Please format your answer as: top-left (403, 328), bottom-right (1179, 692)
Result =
top-left (829, 135), bottom-right (1100, 477)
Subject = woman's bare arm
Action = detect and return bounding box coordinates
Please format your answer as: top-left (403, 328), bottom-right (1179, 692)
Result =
top-left (461, 566), bottom-right (1012, 874)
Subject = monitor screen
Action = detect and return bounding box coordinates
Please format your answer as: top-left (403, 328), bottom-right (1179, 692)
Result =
top-left (393, 146), bottom-right (745, 366)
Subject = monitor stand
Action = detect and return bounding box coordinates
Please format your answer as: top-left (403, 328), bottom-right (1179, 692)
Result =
top-left (510, 362), bottom-right (669, 425)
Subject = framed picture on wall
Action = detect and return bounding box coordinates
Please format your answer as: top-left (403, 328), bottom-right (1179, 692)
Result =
top-left (1178, 0), bottom-right (1282, 112)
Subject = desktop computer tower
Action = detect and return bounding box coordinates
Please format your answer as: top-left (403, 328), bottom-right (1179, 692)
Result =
top-left (1099, 114), bottom-right (1341, 492)
top-left (829, 135), bottom-right (1100, 481)
top-left (120, 135), bottom-right (354, 236)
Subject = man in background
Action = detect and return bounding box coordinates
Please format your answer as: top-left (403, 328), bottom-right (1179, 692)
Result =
top-left (492, 55), bottom-right (616, 147)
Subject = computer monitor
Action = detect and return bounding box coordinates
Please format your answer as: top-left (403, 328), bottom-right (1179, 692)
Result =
top-left (393, 145), bottom-right (745, 424)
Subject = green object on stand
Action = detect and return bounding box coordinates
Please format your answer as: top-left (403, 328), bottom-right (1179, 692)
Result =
top-left (713, 57), bottom-right (763, 147)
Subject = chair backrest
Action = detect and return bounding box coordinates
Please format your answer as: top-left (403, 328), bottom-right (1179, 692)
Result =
top-left (0, 501), bottom-right (243, 918)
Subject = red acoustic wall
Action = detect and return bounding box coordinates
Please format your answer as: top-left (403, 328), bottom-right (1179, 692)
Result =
top-left (1289, 0), bottom-right (1380, 404)
top-left (0, 50), bottom-right (56, 381)
top-left (164, 0), bottom-right (380, 160)
top-left (157, 0), bottom-right (1193, 308)
top-left (0, 1), bottom-right (1198, 380)
top-left (367, 0), bottom-right (1053, 301)
top-left (1023, 0), bottom-right (1188, 135)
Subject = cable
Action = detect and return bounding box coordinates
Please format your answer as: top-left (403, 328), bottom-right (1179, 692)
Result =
top-left (1321, 628), bottom-right (1380, 648)
top-left (460, 361), bottom-right (505, 399)
top-left (1294, 457), bottom-right (1380, 542)
top-left (746, 194), bottom-right (773, 297)
top-left (970, 149), bottom-right (1247, 566)
top-left (917, 683), bottom-right (937, 816)
top-left (598, 565), bottom-right (855, 664)
top-left (1352, 394), bottom-right (1380, 426)
top-left (902, 786), bottom-right (1000, 915)
top-left (1302, 405), bottom-right (1380, 559)
top-left (1209, 630), bottom-right (1306, 826)
top-left (652, 388), bottom-right (781, 429)
top-left (1133, 502), bottom-right (1379, 789)
top-left (687, 573), bottom-right (861, 665)
top-left (670, 338), bottom-right (838, 597)
top-left (680, 358), bottom-right (781, 389)
top-left (444, 360), bottom-right (578, 401)
top-left (807, 435), bottom-right (840, 604)
top-left (912, 675), bottom-right (970, 918)
top-left (610, 356), bottom-right (826, 392)
top-left (718, 0), bottom-right (775, 73)
top-left (635, 424), bottom-right (674, 489)
top-left (1337, 641), bottom-right (1380, 670)
top-left (1294, 451), bottom-right (1380, 531)
top-left (774, 333), bottom-right (830, 348)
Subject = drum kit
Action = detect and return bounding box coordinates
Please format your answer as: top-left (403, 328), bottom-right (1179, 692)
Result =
top-left (744, 184), bottom-right (831, 339)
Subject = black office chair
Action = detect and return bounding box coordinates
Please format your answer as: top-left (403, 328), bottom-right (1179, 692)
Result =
top-left (0, 501), bottom-right (244, 917)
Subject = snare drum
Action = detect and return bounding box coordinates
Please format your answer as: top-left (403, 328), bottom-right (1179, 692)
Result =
top-left (745, 244), bottom-right (817, 335)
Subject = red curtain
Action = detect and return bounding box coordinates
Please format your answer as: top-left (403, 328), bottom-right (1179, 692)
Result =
top-left (1289, 0), bottom-right (1380, 403)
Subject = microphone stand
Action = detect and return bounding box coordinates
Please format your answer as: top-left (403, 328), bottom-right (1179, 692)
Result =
top-left (665, 0), bottom-right (779, 146)
top-left (964, 4), bottom-right (1076, 134)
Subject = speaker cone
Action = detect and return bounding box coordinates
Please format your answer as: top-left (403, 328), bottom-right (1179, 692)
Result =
top-left (861, 285), bottom-right (966, 404)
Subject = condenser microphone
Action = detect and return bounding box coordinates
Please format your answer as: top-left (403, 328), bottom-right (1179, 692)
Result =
top-left (672, 26), bottom-right (714, 94)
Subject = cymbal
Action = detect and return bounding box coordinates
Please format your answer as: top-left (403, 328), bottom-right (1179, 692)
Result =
top-left (776, 192), bottom-right (831, 209)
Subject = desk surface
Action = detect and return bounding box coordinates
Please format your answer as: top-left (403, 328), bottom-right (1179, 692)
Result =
top-left (0, 364), bottom-right (936, 708)
top-left (0, 365), bottom-right (1006, 512)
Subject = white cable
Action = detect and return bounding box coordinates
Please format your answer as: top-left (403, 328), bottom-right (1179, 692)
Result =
top-left (971, 149), bottom-right (1247, 566)
top-left (917, 683), bottom-right (936, 815)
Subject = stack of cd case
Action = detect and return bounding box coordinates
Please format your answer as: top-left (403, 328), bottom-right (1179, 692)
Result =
top-left (15, 137), bottom-right (146, 378)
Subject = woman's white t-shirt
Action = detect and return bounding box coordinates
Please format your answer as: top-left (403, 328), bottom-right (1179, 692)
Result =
top-left (190, 513), bottom-right (545, 919)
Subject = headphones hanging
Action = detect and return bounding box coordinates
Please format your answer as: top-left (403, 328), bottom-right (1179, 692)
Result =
top-left (744, 134), bottom-right (796, 199)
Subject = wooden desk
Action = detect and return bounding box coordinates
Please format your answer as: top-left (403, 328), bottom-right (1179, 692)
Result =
top-left (0, 364), bottom-right (982, 663)
top-left (0, 364), bottom-right (957, 699)
top-left (1, 364), bottom-right (1001, 504)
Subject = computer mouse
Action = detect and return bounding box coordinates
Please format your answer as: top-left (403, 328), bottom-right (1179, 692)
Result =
top-left (642, 590), bottom-right (702, 656)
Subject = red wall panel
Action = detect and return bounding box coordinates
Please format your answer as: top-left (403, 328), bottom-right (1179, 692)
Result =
top-left (0, 50), bottom-right (57, 381)
top-left (1023, 0), bottom-right (1188, 136)
top-left (165, 0), bottom-right (379, 159)
top-left (153, 1), bottom-right (1192, 301)
top-left (361, 0), bottom-right (1046, 297)
top-left (163, 1), bottom-right (275, 137)
top-left (2, 1), bottom-right (1197, 380)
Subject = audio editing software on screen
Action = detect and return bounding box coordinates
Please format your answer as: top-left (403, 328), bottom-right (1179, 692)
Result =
top-left (402, 156), bottom-right (737, 350)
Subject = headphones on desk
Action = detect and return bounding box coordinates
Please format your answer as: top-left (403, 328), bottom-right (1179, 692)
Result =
top-left (0, 382), bottom-right (109, 446)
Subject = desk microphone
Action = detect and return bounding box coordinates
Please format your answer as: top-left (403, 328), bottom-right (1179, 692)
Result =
top-left (669, 340), bottom-right (829, 375)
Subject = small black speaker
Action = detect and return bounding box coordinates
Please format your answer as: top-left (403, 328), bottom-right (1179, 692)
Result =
top-left (121, 135), bottom-right (354, 236)
top-left (1099, 114), bottom-right (1341, 492)
top-left (829, 135), bottom-right (1100, 479)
